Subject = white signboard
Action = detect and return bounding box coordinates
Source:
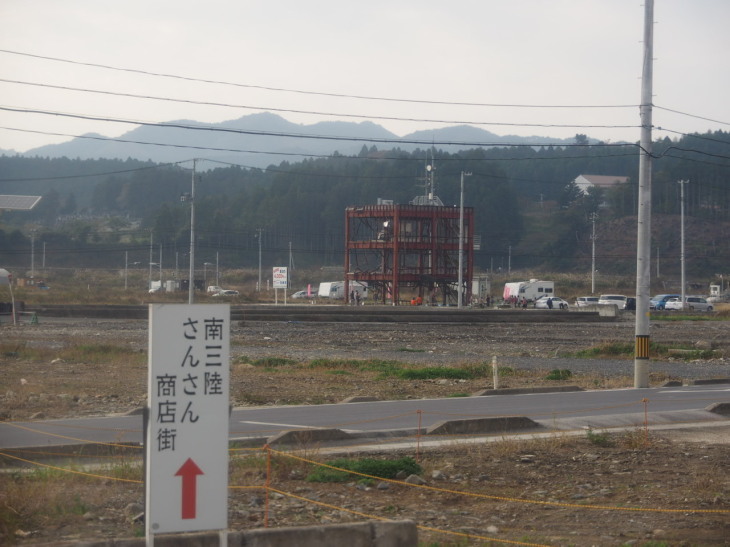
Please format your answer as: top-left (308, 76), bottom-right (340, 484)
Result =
top-left (272, 266), bottom-right (288, 289)
top-left (146, 304), bottom-right (230, 536)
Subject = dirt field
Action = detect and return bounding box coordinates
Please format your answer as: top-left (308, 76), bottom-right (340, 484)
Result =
top-left (1, 317), bottom-right (730, 546)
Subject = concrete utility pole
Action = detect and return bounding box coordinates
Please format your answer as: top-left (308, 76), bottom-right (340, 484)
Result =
top-left (679, 180), bottom-right (688, 310)
top-left (148, 231), bottom-right (153, 290)
top-left (256, 228), bottom-right (264, 291)
top-left (633, 0), bottom-right (654, 388)
top-left (185, 160), bottom-right (197, 304)
top-left (457, 171), bottom-right (471, 309)
top-left (590, 213), bottom-right (598, 294)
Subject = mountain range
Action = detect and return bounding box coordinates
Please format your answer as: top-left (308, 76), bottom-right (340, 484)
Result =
top-left (9, 112), bottom-right (579, 168)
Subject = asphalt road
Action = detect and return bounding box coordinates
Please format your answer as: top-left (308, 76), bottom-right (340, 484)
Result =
top-left (2, 384), bottom-right (728, 450)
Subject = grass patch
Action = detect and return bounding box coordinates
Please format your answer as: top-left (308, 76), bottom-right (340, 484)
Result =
top-left (397, 347), bottom-right (426, 353)
top-left (586, 428), bottom-right (614, 447)
top-left (545, 369), bottom-right (572, 381)
top-left (570, 341), bottom-right (717, 360)
top-left (652, 313), bottom-right (718, 322)
top-left (251, 357), bottom-right (297, 367)
top-left (306, 456), bottom-right (421, 483)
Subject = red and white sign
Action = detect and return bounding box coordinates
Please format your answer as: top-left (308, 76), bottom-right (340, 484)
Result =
top-left (146, 304), bottom-right (230, 536)
top-left (272, 266), bottom-right (288, 289)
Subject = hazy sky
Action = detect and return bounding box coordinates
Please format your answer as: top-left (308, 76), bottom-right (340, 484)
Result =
top-left (1, 0), bottom-right (728, 154)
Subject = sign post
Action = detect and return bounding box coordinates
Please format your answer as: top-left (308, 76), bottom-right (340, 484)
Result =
top-left (272, 266), bottom-right (288, 305)
top-left (146, 304), bottom-right (230, 544)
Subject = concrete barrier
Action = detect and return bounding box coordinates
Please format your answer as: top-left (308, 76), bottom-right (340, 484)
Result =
top-left (472, 385), bottom-right (583, 396)
top-left (689, 378), bottom-right (730, 385)
top-left (267, 428), bottom-right (352, 446)
top-left (706, 402), bottom-right (730, 416)
top-left (42, 520), bottom-right (417, 547)
top-left (427, 416), bottom-right (540, 435)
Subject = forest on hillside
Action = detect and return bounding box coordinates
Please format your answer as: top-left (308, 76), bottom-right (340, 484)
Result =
top-left (1, 131), bottom-right (729, 279)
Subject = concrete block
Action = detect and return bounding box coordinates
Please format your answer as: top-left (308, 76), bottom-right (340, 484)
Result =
top-left (427, 416), bottom-right (540, 435)
top-left (267, 428), bottom-right (352, 446)
top-left (706, 402), bottom-right (730, 416)
top-left (690, 378), bottom-right (730, 385)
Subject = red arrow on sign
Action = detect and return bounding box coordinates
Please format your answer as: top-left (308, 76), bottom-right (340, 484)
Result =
top-left (175, 458), bottom-right (204, 519)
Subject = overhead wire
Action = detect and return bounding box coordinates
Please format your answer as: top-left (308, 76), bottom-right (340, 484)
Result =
top-left (0, 77), bottom-right (641, 131)
top-left (0, 48), bottom-right (639, 110)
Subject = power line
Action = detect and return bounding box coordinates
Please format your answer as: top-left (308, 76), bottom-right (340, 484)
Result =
top-left (654, 105), bottom-right (730, 127)
top-left (0, 48), bottom-right (639, 110)
top-left (0, 105), bottom-right (646, 147)
top-left (0, 77), bottom-right (642, 131)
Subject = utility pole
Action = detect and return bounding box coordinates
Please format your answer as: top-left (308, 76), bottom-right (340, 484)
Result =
top-left (457, 171), bottom-right (471, 308)
top-left (256, 228), bottom-right (263, 291)
top-left (185, 160), bottom-right (197, 304)
top-left (30, 230), bottom-right (36, 281)
top-left (633, 0), bottom-right (654, 389)
top-left (148, 231), bottom-right (153, 291)
top-left (679, 180), bottom-right (688, 310)
top-left (508, 245), bottom-right (511, 274)
top-left (590, 213), bottom-right (598, 294)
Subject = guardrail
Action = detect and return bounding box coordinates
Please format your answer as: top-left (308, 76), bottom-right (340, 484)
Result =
top-left (23, 304), bottom-right (617, 323)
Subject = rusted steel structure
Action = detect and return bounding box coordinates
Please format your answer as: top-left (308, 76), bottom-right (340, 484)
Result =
top-left (345, 204), bottom-right (474, 306)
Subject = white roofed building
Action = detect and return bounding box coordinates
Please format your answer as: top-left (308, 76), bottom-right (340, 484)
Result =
top-left (574, 174), bottom-right (629, 195)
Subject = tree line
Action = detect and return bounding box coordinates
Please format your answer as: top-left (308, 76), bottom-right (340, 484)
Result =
top-left (1, 131), bottom-right (729, 276)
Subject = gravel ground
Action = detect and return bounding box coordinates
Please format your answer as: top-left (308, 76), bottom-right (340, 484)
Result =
top-left (2, 315), bottom-right (730, 546)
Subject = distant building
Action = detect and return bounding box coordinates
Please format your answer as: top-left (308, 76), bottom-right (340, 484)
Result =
top-left (574, 174), bottom-right (629, 195)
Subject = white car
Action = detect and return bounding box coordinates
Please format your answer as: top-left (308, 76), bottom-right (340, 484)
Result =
top-left (212, 289), bottom-right (239, 297)
top-left (664, 296), bottom-right (713, 312)
top-left (574, 296), bottom-right (599, 307)
top-left (291, 290), bottom-right (314, 299)
top-left (597, 294), bottom-right (628, 308)
top-left (534, 297), bottom-right (569, 309)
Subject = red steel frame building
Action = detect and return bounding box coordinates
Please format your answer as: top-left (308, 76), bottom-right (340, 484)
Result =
top-left (344, 204), bottom-right (474, 306)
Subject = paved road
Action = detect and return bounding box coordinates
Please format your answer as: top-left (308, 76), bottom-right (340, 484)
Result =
top-left (2, 384), bottom-right (728, 450)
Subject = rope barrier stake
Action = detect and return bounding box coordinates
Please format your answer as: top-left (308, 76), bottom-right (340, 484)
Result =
top-left (642, 398), bottom-right (650, 447)
top-left (264, 444), bottom-right (271, 528)
top-left (492, 355), bottom-right (499, 389)
top-left (416, 410), bottom-right (422, 463)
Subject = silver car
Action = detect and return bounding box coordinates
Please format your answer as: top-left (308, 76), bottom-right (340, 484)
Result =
top-left (574, 296), bottom-right (599, 307)
top-left (664, 296), bottom-right (713, 312)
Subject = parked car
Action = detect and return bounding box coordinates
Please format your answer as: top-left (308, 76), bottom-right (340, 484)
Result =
top-left (597, 294), bottom-right (628, 308)
top-left (664, 296), bottom-right (713, 312)
top-left (534, 297), bottom-right (569, 309)
top-left (207, 285), bottom-right (223, 295)
top-left (212, 289), bottom-right (239, 297)
top-left (574, 296), bottom-right (599, 307)
top-left (292, 290), bottom-right (314, 299)
top-left (650, 294), bottom-right (680, 310)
